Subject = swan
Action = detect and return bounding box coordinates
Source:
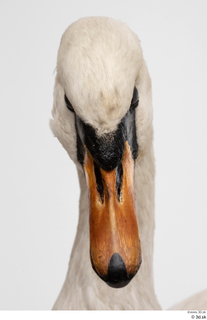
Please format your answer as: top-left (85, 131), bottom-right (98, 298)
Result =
top-left (50, 17), bottom-right (207, 310)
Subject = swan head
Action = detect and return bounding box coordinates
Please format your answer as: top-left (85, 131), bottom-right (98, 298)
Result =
top-left (51, 17), bottom-right (153, 288)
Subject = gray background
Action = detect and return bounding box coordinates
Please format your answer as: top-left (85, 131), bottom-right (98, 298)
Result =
top-left (0, 0), bottom-right (207, 310)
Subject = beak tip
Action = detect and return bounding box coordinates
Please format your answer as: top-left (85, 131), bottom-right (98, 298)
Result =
top-left (93, 253), bottom-right (140, 289)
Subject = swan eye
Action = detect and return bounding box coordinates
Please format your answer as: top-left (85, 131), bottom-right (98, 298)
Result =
top-left (130, 87), bottom-right (139, 109)
top-left (64, 94), bottom-right (75, 113)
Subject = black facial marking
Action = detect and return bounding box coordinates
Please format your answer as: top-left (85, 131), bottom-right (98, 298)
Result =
top-left (75, 121), bottom-right (85, 165)
top-left (75, 88), bottom-right (138, 169)
top-left (122, 104), bottom-right (138, 160)
top-left (75, 86), bottom-right (139, 201)
top-left (76, 115), bottom-right (125, 171)
top-left (130, 86), bottom-right (139, 109)
top-left (64, 94), bottom-right (75, 113)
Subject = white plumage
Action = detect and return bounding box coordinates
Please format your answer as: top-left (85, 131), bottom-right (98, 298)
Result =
top-left (50, 17), bottom-right (207, 310)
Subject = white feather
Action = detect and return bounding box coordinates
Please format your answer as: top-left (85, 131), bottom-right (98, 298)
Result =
top-left (50, 17), bottom-right (207, 310)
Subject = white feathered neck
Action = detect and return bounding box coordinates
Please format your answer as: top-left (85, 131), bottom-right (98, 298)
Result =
top-left (51, 17), bottom-right (161, 310)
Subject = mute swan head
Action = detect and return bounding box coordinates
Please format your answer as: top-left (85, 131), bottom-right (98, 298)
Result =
top-left (50, 17), bottom-right (153, 288)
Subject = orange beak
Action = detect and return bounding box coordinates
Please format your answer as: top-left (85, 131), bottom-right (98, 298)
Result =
top-left (83, 141), bottom-right (142, 288)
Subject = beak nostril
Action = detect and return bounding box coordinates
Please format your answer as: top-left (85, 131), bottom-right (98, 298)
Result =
top-left (94, 161), bottom-right (104, 203)
top-left (94, 158), bottom-right (123, 203)
top-left (115, 162), bottom-right (123, 201)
